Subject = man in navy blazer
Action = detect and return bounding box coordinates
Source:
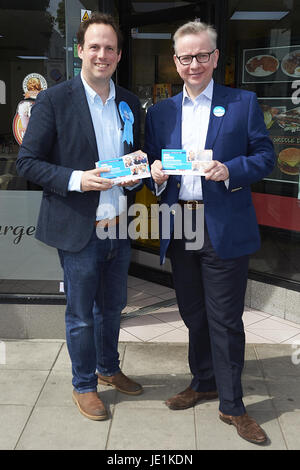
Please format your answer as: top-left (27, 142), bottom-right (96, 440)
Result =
top-left (145, 21), bottom-right (275, 444)
top-left (17, 12), bottom-right (143, 421)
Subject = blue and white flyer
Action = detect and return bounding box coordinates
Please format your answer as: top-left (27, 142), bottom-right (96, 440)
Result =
top-left (161, 149), bottom-right (213, 175)
top-left (96, 150), bottom-right (150, 184)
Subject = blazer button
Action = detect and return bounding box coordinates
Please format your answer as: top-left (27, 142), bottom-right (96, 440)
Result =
top-left (171, 209), bottom-right (176, 215)
top-left (177, 183), bottom-right (180, 189)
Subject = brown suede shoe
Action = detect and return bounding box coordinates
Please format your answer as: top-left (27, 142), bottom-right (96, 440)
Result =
top-left (98, 371), bottom-right (143, 395)
top-left (165, 387), bottom-right (218, 410)
top-left (72, 390), bottom-right (108, 421)
top-left (219, 411), bottom-right (268, 445)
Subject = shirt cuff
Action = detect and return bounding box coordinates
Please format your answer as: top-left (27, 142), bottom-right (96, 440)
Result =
top-left (125, 180), bottom-right (143, 191)
top-left (68, 170), bottom-right (84, 192)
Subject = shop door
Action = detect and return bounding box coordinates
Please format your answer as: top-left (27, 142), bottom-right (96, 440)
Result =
top-left (118, 1), bottom-right (225, 106)
top-left (117, 0), bottom-right (225, 252)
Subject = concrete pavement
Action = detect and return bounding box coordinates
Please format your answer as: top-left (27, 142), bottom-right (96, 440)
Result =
top-left (0, 339), bottom-right (299, 450)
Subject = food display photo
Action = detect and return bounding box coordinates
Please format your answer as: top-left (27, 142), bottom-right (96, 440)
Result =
top-left (259, 99), bottom-right (300, 183)
top-left (277, 147), bottom-right (300, 176)
top-left (243, 45), bottom-right (300, 83)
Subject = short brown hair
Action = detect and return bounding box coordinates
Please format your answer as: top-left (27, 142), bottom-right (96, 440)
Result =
top-left (77, 11), bottom-right (123, 51)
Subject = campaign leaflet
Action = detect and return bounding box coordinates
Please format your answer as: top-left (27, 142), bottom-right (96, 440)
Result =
top-left (161, 149), bottom-right (213, 175)
top-left (95, 150), bottom-right (150, 185)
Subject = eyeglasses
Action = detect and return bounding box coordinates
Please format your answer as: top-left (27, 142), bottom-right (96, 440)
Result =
top-left (176, 49), bottom-right (216, 65)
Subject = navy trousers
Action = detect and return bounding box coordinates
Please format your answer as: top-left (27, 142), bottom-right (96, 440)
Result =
top-left (169, 221), bottom-right (249, 416)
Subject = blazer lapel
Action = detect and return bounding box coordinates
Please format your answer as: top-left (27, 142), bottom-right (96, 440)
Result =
top-left (170, 93), bottom-right (183, 185)
top-left (69, 75), bottom-right (98, 162)
top-left (205, 84), bottom-right (229, 151)
top-left (171, 93), bottom-right (183, 149)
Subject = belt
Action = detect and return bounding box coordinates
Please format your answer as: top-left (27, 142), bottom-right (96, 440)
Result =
top-left (95, 216), bottom-right (119, 228)
top-left (178, 200), bottom-right (204, 210)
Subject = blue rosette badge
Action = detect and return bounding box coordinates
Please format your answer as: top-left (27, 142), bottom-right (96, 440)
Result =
top-left (119, 101), bottom-right (134, 145)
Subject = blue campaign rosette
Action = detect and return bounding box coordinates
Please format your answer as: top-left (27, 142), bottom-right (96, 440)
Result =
top-left (119, 101), bottom-right (134, 145)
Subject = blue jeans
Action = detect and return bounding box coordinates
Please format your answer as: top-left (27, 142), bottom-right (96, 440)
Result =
top-left (58, 229), bottom-right (131, 393)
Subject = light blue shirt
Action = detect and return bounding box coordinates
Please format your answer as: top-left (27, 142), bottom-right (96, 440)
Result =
top-left (179, 79), bottom-right (213, 201)
top-left (157, 79), bottom-right (228, 198)
top-left (68, 74), bottom-right (126, 220)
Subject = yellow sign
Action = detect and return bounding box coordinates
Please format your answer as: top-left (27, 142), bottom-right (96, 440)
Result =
top-left (81, 10), bottom-right (91, 22)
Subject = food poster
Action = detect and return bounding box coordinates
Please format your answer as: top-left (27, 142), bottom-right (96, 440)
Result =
top-left (13, 73), bottom-right (47, 145)
top-left (243, 45), bottom-right (300, 83)
top-left (259, 98), bottom-right (300, 194)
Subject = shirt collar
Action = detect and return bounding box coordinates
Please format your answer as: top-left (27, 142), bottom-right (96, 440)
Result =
top-left (182, 79), bottom-right (214, 105)
top-left (80, 72), bottom-right (116, 104)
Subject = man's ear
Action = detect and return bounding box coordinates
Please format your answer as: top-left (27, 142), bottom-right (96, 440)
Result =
top-left (77, 44), bottom-right (84, 60)
top-left (213, 49), bottom-right (219, 69)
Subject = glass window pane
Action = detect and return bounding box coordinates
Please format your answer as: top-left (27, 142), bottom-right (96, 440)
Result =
top-left (0, 0), bottom-right (67, 191)
top-left (227, 0), bottom-right (300, 286)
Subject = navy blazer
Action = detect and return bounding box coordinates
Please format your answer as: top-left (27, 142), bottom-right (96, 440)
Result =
top-left (144, 83), bottom-right (275, 263)
top-left (17, 75), bottom-right (141, 252)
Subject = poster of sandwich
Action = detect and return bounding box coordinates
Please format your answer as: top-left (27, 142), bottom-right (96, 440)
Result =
top-left (259, 98), bottom-right (300, 183)
top-left (243, 45), bottom-right (300, 83)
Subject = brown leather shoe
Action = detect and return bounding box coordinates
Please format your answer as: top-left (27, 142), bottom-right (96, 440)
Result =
top-left (72, 390), bottom-right (108, 421)
top-left (166, 387), bottom-right (218, 410)
top-left (219, 412), bottom-right (268, 445)
top-left (98, 371), bottom-right (143, 395)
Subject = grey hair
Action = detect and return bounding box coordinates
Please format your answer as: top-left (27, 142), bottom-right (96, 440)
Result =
top-left (173, 21), bottom-right (217, 53)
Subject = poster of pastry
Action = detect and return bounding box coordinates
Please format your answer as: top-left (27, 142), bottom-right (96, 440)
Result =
top-left (13, 73), bottom-right (47, 145)
top-left (259, 98), bottom-right (300, 183)
top-left (243, 45), bottom-right (300, 83)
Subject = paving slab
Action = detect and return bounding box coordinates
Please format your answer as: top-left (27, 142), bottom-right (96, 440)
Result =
top-left (0, 340), bottom-right (63, 371)
top-left (113, 373), bottom-right (192, 409)
top-left (52, 341), bottom-right (126, 370)
top-left (254, 344), bottom-right (299, 377)
top-left (265, 376), bottom-right (300, 412)
top-left (278, 411), bottom-right (300, 450)
top-left (0, 341), bottom-right (298, 451)
top-left (241, 377), bottom-right (273, 411)
top-left (0, 405), bottom-right (32, 450)
top-left (0, 370), bottom-right (49, 406)
top-left (195, 409), bottom-right (287, 450)
top-left (107, 407), bottom-right (195, 450)
top-left (16, 406), bottom-right (111, 450)
top-left (121, 343), bottom-right (189, 375)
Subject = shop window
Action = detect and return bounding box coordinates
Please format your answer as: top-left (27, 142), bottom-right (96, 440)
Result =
top-left (227, 0), bottom-right (300, 287)
top-left (0, 0), bottom-right (67, 191)
top-left (0, 1), bottom-right (118, 294)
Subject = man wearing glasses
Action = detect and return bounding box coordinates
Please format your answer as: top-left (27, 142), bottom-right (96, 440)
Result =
top-left (145, 21), bottom-right (275, 445)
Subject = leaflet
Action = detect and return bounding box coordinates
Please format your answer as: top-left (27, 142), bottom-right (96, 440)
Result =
top-left (161, 149), bottom-right (213, 175)
top-left (95, 150), bottom-right (150, 185)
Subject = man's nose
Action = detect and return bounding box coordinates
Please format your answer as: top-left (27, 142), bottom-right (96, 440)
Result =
top-left (97, 47), bottom-right (106, 58)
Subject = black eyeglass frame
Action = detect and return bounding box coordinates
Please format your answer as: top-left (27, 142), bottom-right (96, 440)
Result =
top-left (176, 49), bottom-right (216, 65)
